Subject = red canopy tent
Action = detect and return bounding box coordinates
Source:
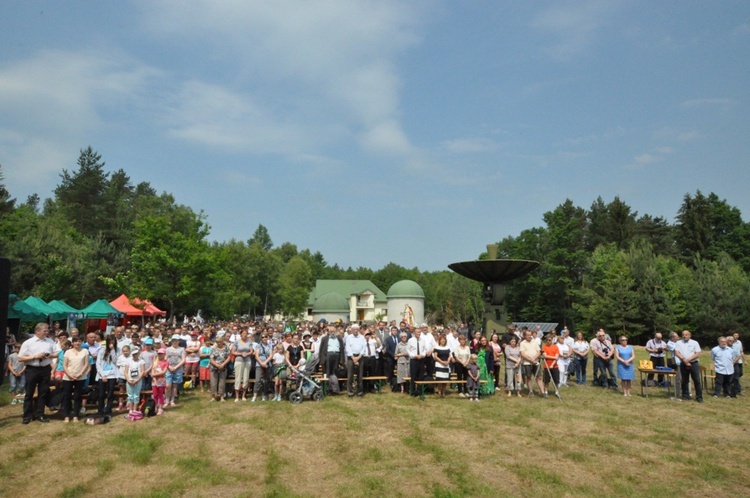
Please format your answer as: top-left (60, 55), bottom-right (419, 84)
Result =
top-left (132, 297), bottom-right (167, 317)
top-left (110, 294), bottom-right (146, 317)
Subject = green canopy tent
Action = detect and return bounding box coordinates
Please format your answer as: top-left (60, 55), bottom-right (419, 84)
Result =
top-left (81, 299), bottom-right (123, 335)
top-left (48, 300), bottom-right (86, 332)
top-left (8, 294), bottom-right (47, 322)
top-left (80, 299), bottom-right (121, 319)
top-left (23, 296), bottom-right (69, 321)
top-left (48, 300), bottom-right (81, 315)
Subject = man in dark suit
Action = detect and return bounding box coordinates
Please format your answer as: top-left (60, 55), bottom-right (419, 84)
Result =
top-left (318, 325), bottom-right (345, 378)
top-left (383, 326), bottom-right (400, 386)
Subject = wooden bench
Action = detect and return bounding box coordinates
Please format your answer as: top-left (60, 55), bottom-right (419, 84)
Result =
top-left (361, 376), bottom-right (388, 393)
top-left (701, 364), bottom-right (716, 391)
top-left (404, 377), bottom-right (485, 400)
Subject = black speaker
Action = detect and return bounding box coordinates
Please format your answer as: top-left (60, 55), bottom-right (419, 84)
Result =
top-left (0, 258), bottom-right (9, 386)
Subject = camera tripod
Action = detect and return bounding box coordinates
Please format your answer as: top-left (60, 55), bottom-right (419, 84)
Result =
top-left (532, 358), bottom-right (562, 401)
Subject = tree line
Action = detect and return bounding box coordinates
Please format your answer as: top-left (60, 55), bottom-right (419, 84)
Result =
top-left (2, 147), bottom-right (749, 343)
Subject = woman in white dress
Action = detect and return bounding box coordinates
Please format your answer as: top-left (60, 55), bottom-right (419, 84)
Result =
top-left (433, 335), bottom-right (452, 397)
top-left (557, 335), bottom-right (571, 387)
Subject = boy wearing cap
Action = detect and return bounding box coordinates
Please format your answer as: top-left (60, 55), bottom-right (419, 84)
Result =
top-left (140, 338), bottom-right (156, 391)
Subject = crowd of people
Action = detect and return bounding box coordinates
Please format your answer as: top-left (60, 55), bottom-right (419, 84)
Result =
top-left (5, 318), bottom-right (746, 424)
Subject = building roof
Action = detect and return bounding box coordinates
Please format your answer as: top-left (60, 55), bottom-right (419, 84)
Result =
top-left (512, 322), bottom-right (560, 333)
top-left (308, 280), bottom-right (387, 306)
top-left (386, 279), bottom-right (425, 299)
top-left (311, 292), bottom-right (350, 313)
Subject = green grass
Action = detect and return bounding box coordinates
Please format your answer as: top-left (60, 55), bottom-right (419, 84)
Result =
top-left (0, 350), bottom-right (748, 497)
top-left (59, 484), bottom-right (89, 498)
top-left (110, 427), bottom-right (161, 465)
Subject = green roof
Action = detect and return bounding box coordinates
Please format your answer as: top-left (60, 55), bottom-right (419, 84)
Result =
top-left (386, 279), bottom-right (425, 299)
top-left (308, 280), bottom-right (387, 307)
top-left (312, 292), bottom-right (350, 313)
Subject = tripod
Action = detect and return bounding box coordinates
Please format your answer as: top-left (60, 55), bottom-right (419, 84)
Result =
top-left (533, 358), bottom-right (562, 401)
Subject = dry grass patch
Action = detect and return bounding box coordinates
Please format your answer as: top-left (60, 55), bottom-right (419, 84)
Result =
top-left (0, 363), bottom-right (748, 498)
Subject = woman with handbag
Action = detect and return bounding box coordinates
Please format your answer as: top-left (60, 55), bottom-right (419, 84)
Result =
top-left (209, 335), bottom-right (231, 402)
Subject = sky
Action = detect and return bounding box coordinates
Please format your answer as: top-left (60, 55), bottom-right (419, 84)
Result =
top-left (1, 1), bottom-right (748, 271)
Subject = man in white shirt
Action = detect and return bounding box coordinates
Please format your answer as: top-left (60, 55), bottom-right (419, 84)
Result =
top-left (729, 332), bottom-right (745, 396)
top-left (590, 329), bottom-right (617, 389)
top-left (645, 332), bottom-right (668, 386)
top-left (362, 331), bottom-right (380, 393)
top-left (674, 330), bottom-right (703, 403)
top-left (18, 323), bottom-right (57, 424)
top-left (711, 337), bottom-right (736, 398)
top-left (562, 327), bottom-right (574, 350)
top-left (227, 325), bottom-right (241, 346)
top-left (446, 328), bottom-right (460, 354)
top-left (406, 327), bottom-right (427, 396)
top-left (113, 326), bottom-right (131, 355)
top-left (519, 330), bottom-right (543, 396)
top-left (420, 324), bottom-right (436, 379)
top-left (344, 324), bottom-right (366, 397)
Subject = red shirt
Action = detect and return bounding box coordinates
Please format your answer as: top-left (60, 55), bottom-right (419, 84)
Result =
top-left (542, 344), bottom-right (559, 368)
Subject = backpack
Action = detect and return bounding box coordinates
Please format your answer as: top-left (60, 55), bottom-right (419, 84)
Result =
top-left (328, 374), bottom-right (340, 394)
top-left (84, 386), bottom-right (98, 405)
top-left (128, 411), bottom-right (144, 421)
top-left (143, 398), bottom-right (157, 417)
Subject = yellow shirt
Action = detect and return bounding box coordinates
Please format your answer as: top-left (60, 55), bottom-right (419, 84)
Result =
top-left (63, 348), bottom-right (90, 381)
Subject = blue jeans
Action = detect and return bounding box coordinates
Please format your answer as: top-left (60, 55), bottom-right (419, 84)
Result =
top-left (165, 370), bottom-right (183, 385)
top-left (595, 357), bottom-right (617, 388)
top-left (9, 374), bottom-right (25, 393)
top-left (574, 356), bottom-right (587, 384)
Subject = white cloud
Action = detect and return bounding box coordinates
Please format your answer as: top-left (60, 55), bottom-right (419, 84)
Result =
top-left (563, 126), bottom-right (627, 146)
top-left (137, 1), bottom-right (424, 163)
top-left (652, 126), bottom-right (702, 142)
top-left (220, 170), bottom-right (263, 188)
top-left (681, 98), bottom-right (737, 110)
top-left (530, 1), bottom-right (621, 61)
top-left (626, 146), bottom-right (673, 171)
top-left (442, 137), bottom-right (499, 154)
top-left (162, 80), bottom-right (318, 154)
top-left (0, 49), bottom-right (157, 189)
top-left (635, 153), bottom-right (656, 165)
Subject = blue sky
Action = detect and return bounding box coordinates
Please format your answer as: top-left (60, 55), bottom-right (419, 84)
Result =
top-left (1, 1), bottom-right (748, 271)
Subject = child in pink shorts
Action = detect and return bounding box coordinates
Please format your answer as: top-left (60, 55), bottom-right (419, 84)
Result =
top-left (151, 348), bottom-right (168, 415)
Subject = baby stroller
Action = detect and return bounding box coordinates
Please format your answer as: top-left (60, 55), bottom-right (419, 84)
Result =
top-left (288, 356), bottom-right (323, 404)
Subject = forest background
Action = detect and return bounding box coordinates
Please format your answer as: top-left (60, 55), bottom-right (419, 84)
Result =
top-left (1, 147), bottom-right (749, 344)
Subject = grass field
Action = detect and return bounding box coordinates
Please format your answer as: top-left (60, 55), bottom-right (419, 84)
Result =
top-left (0, 348), bottom-right (747, 498)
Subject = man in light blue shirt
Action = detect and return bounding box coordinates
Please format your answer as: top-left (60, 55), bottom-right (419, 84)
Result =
top-left (711, 336), bottom-right (735, 398)
top-left (674, 330), bottom-right (703, 403)
top-left (728, 334), bottom-right (744, 396)
top-left (344, 325), bottom-right (366, 397)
